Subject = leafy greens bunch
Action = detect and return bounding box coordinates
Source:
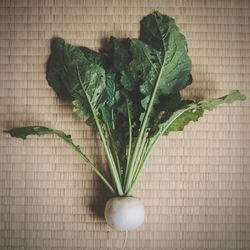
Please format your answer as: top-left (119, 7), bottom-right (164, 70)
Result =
top-left (5, 11), bottom-right (245, 196)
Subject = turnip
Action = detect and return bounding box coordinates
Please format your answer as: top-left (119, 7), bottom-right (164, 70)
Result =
top-left (105, 197), bottom-right (145, 230)
top-left (5, 11), bottom-right (245, 232)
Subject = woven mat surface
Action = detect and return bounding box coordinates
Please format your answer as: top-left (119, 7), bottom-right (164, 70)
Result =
top-left (1, 0), bottom-right (250, 249)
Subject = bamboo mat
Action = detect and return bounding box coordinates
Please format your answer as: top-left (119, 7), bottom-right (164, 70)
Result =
top-left (1, 0), bottom-right (250, 249)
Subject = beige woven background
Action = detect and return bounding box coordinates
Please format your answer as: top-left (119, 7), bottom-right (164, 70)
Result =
top-left (1, 0), bottom-right (250, 249)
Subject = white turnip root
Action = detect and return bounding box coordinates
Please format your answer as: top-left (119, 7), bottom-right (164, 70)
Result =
top-left (104, 196), bottom-right (145, 230)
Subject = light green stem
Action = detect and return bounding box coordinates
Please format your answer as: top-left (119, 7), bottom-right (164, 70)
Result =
top-left (123, 101), bottom-right (133, 189)
top-left (91, 111), bottom-right (123, 195)
top-left (105, 124), bottom-right (122, 182)
top-left (131, 139), bottom-right (149, 182)
top-left (124, 64), bottom-right (165, 192)
top-left (127, 104), bottom-right (198, 195)
top-left (64, 138), bottom-right (116, 194)
top-left (125, 132), bottom-right (148, 193)
top-left (126, 141), bottom-right (153, 195)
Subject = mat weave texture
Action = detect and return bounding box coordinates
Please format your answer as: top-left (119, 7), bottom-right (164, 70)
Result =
top-left (0, 0), bottom-right (250, 249)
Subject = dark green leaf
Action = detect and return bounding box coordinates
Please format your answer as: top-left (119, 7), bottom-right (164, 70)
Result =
top-left (121, 11), bottom-right (192, 130)
top-left (47, 38), bottom-right (107, 125)
top-left (46, 37), bottom-right (72, 100)
top-left (105, 36), bottom-right (131, 72)
top-left (79, 46), bottom-right (105, 66)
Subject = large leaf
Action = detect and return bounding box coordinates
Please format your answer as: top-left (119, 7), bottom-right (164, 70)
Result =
top-left (46, 38), bottom-right (72, 100)
top-left (47, 37), bottom-right (108, 123)
top-left (121, 11), bottom-right (192, 129)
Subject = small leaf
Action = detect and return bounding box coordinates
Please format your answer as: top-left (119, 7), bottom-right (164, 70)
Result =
top-left (199, 90), bottom-right (246, 111)
top-left (163, 90), bottom-right (246, 135)
top-left (164, 108), bottom-right (204, 135)
top-left (4, 126), bottom-right (74, 144)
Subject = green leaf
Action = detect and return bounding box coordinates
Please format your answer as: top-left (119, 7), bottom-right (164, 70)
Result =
top-left (164, 107), bottom-right (204, 134)
top-left (163, 90), bottom-right (246, 135)
top-left (4, 126), bottom-right (116, 194)
top-left (4, 126), bottom-right (77, 145)
top-left (121, 11), bottom-right (192, 129)
top-left (69, 63), bottom-right (106, 117)
top-left (47, 38), bottom-right (107, 123)
top-left (47, 38), bottom-right (107, 105)
top-left (105, 36), bottom-right (131, 72)
top-left (79, 46), bottom-right (105, 66)
top-left (46, 38), bottom-right (72, 100)
top-left (199, 90), bottom-right (246, 111)
top-left (140, 11), bottom-right (192, 94)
